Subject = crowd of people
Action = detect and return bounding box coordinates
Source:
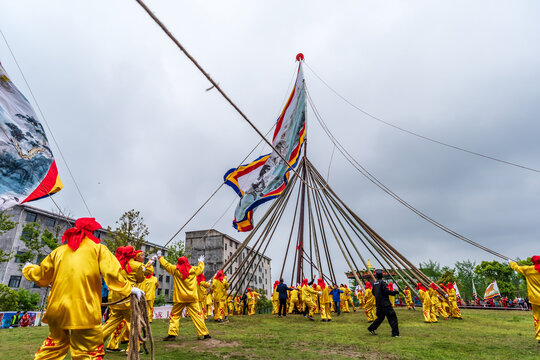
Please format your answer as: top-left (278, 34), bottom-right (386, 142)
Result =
top-left (16, 217), bottom-right (540, 358)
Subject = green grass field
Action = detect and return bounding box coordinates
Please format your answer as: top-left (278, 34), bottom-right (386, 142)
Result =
top-left (1, 309), bottom-right (538, 359)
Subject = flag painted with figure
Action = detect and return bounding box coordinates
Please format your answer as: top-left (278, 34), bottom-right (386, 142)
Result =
top-left (224, 60), bottom-right (306, 231)
top-left (472, 279), bottom-right (477, 299)
top-left (0, 62), bottom-right (62, 210)
top-left (483, 280), bottom-right (501, 300)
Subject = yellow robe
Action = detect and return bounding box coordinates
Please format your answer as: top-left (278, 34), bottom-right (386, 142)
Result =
top-left (364, 289), bottom-right (376, 322)
top-left (511, 261), bottom-right (540, 340)
top-left (288, 288), bottom-right (300, 314)
top-left (198, 280), bottom-right (211, 319)
top-left (211, 277), bottom-right (230, 320)
top-left (302, 285), bottom-right (318, 317)
top-left (159, 257), bottom-right (209, 337)
top-left (404, 289), bottom-right (414, 309)
top-left (23, 238), bottom-right (132, 359)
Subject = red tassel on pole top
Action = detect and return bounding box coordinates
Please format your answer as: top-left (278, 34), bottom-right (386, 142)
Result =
top-left (296, 53), bottom-right (304, 62)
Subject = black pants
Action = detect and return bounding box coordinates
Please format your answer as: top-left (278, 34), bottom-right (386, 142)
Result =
top-left (367, 306), bottom-right (399, 336)
top-left (278, 299), bottom-right (287, 316)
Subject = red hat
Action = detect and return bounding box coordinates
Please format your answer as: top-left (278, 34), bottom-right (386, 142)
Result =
top-left (176, 256), bottom-right (191, 279)
top-left (145, 272), bottom-right (154, 279)
top-left (274, 280), bottom-right (279, 290)
top-left (430, 283), bottom-right (438, 290)
top-left (446, 282), bottom-right (454, 290)
top-left (215, 270), bottom-right (225, 282)
top-left (365, 282), bottom-right (372, 289)
top-left (416, 283), bottom-right (425, 291)
top-left (317, 278), bottom-right (326, 290)
top-left (301, 278), bottom-right (308, 287)
top-left (62, 218), bottom-right (101, 251)
top-left (197, 272), bottom-right (206, 285)
top-left (532, 255), bottom-right (540, 273)
top-left (388, 282), bottom-right (394, 291)
top-left (116, 246), bottom-right (138, 273)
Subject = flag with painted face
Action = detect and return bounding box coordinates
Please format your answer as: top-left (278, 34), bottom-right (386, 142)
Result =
top-left (0, 62), bottom-right (62, 210)
top-left (483, 280), bottom-right (501, 300)
top-left (224, 59), bottom-right (306, 232)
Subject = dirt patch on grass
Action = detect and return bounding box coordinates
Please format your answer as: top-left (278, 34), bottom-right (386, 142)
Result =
top-left (205, 339), bottom-right (240, 348)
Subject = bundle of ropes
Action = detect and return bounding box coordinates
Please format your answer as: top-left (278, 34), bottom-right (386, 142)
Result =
top-left (102, 294), bottom-right (154, 360)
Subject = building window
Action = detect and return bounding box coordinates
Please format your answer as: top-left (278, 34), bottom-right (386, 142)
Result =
top-left (8, 275), bottom-right (21, 288)
top-left (259, 277), bottom-right (262, 284)
top-left (225, 243), bottom-right (227, 250)
top-left (45, 217), bottom-right (56, 227)
top-left (158, 275), bottom-right (163, 282)
top-left (25, 212), bottom-right (38, 222)
top-left (229, 252), bottom-right (232, 258)
top-left (235, 243), bottom-right (238, 249)
top-left (157, 288), bottom-right (162, 295)
top-left (165, 289), bottom-right (169, 296)
top-left (166, 276), bottom-right (170, 283)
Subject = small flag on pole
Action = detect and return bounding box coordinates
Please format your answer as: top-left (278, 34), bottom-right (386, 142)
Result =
top-left (472, 280), bottom-right (477, 299)
top-left (483, 280), bottom-right (501, 300)
top-left (453, 282), bottom-right (461, 298)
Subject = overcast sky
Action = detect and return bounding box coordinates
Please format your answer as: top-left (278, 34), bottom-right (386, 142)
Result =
top-left (1, 1), bottom-right (539, 284)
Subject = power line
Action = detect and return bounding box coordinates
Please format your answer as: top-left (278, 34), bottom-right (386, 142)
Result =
top-left (304, 61), bottom-right (540, 174)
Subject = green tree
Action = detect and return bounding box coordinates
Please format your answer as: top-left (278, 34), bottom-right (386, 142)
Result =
top-left (104, 209), bottom-right (150, 252)
top-left (454, 260), bottom-right (478, 300)
top-left (154, 294), bottom-right (166, 307)
top-left (474, 260), bottom-right (515, 298)
top-left (16, 289), bottom-right (41, 311)
top-left (437, 270), bottom-right (458, 286)
top-left (0, 284), bottom-right (19, 311)
top-left (419, 260), bottom-right (442, 281)
top-left (0, 211), bottom-right (16, 263)
top-left (17, 222), bottom-right (61, 268)
top-left (254, 288), bottom-right (272, 314)
top-left (164, 240), bottom-right (189, 264)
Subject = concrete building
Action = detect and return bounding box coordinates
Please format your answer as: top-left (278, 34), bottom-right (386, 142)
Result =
top-left (0, 205), bottom-right (175, 303)
top-left (185, 229), bottom-right (272, 298)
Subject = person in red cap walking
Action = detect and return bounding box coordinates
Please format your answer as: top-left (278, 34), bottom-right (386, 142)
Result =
top-left (159, 253), bottom-right (210, 340)
top-left (211, 269), bottom-right (230, 321)
top-left (510, 256), bottom-right (540, 343)
top-left (446, 283), bottom-right (462, 319)
top-left (23, 218), bottom-right (140, 360)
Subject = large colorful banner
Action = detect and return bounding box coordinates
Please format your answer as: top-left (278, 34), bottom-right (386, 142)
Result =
top-left (0, 62), bottom-right (62, 211)
top-left (483, 280), bottom-right (501, 300)
top-left (472, 279), bottom-right (477, 299)
top-left (453, 282), bottom-right (461, 298)
top-left (224, 61), bottom-right (306, 231)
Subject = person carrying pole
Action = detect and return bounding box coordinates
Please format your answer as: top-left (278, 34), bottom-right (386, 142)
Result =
top-left (404, 286), bottom-right (414, 310)
top-left (211, 270), bottom-right (229, 322)
top-left (509, 257), bottom-right (540, 343)
top-left (23, 218), bottom-right (141, 359)
top-left (159, 253), bottom-right (211, 340)
top-left (367, 269), bottom-right (400, 337)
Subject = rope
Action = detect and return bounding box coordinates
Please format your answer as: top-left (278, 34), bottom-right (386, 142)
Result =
top-left (306, 87), bottom-right (512, 261)
top-left (0, 29), bottom-right (94, 216)
top-left (127, 293), bottom-right (154, 360)
top-left (133, 0), bottom-right (322, 191)
top-left (304, 61), bottom-right (540, 174)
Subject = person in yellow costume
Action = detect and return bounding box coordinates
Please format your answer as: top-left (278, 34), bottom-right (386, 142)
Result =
top-left (403, 286), bottom-right (414, 310)
top-left (206, 289), bottom-right (214, 317)
top-left (344, 285), bottom-right (356, 312)
top-left (317, 279), bottom-right (332, 322)
top-left (160, 254), bottom-right (211, 340)
top-left (23, 218), bottom-right (140, 360)
top-left (234, 296), bottom-right (242, 315)
top-left (272, 281), bottom-right (279, 315)
top-left (363, 282), bottom-right (376, 322)
top-left (313, 283), bottom-right (321, 314)
top-left (510, 256), bottom-right (540, 343)
top-left (196, 272), bottom-right (211, 320)
top-left (108, 252), bottom-right (156, 351)
top-left (445, 283), bottom-right (462, 319)
top-left (301, 278), bottom-right (320, 320)
top-left (339, 284), bottom-right (349, 313)
top-left (387, 282), bottom-right (396, 308)
top-left (211, 270), bottom-right (229, 322)
top-left (288, 286), bottom-right (301, 314)
top-left (102, 246), bottom-right (149, 352)
top-left (355, 285), bottom-right (365, 309)
top-left (227, 295), bottom-right (235, 317)
top-left (246, 288), bottom-right (260, 315)
top-left (143, 270), bottom-right (158, 324)
top-left (429, 283), bottom-right (448, 320)
top-left (439, 283), bottom-right (452, 316)
top-left (417, 283), bottom-right (434, 323)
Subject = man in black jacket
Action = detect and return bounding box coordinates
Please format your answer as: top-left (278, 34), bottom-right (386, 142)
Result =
top-left (276, 278), bottom-right (295, 317)
top-left (367, 269), bottom-right (400, 337)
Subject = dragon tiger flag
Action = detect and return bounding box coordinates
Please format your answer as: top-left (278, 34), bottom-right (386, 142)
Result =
top-left (483, 280), bottom-right (501, 300)
top-left (0, 62), bottom-right (62, 210)
top-left (224, 55), bottom-right (306, 231)
top-left (453, 282), bottom-right (461, 298)
top-left (472, 279), bottom-right (478, 299)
